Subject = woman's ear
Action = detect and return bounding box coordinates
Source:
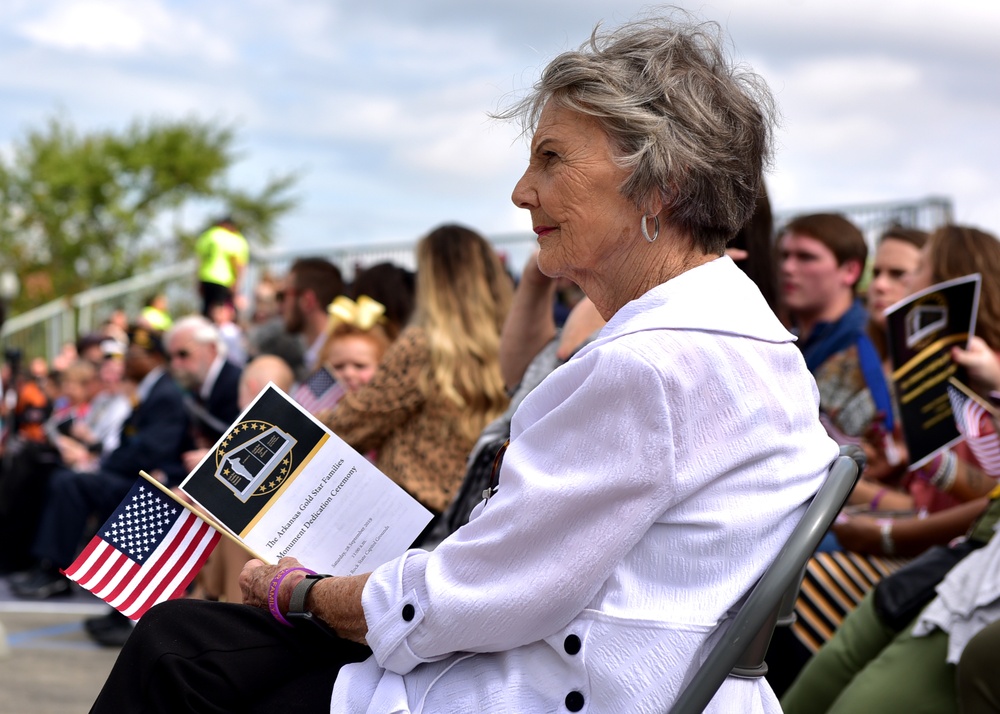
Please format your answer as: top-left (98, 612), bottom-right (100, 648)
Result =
top-left (643, 185), bottom-right (677, 219)
top-left (641, 192), bottom-right (665, 220)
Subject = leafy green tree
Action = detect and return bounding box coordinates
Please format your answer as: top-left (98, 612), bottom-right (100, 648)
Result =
top-left (0, 116), bottom-right (297, 311)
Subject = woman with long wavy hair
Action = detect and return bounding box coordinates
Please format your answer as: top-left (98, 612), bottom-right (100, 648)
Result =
top-left (322, 224), bottom-right (512, 520)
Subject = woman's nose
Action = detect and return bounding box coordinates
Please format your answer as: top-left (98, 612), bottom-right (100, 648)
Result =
top-left (511, 168), bottom-right (537, 210)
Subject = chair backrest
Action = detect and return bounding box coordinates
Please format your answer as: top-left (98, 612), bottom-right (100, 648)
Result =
top-left (667, 444), bottom-right (864, 714)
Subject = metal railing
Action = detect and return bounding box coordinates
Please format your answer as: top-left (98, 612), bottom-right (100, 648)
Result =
top-left (774, 195), bottom-right (954, 252)
top-left (0, 196), bottom-right (956, 363)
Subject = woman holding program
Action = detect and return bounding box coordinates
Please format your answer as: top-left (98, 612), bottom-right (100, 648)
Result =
top-left (91, 11), bottom-right (835, 712)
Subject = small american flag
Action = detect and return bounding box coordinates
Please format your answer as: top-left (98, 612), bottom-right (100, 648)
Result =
top-left (292, 365), bottom-right (344, 414)
top-left (948, 383), bottom-right (1000, 478)
top-left (62, 480), bottom-right (220, 620)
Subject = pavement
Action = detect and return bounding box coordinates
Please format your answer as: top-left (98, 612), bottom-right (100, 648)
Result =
top-left (0, 575), bottom-right (121, 714)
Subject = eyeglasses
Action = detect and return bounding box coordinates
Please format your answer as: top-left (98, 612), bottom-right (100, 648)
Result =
top-left (169, 349), bottom-right (191, 361)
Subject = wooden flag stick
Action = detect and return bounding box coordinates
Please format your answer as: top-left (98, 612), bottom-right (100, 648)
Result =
top-left (948, 377), bottom-right (1000, 419)
top-left (139, 471), bottom-right (271, 563)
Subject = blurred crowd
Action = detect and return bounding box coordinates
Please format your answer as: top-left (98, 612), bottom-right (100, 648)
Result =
top-left (0, 204), bottom-right (999, 710)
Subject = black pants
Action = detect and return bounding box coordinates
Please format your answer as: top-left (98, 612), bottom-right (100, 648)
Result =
top-left (0, 439), bottom-right (60, 571)
top-left (90, 599), bottom-right (371, 713)
top-left (200, 281), bottom-right (234, 316)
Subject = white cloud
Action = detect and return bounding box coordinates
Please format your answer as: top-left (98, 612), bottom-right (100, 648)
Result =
top-left (399, 113), bottom-right (522, 180)
top-left (779, 56), bottom-right (922, 106)
top-left (15, 0), bottom-right (235, 61)
top-left (19, 0), bottom-right (147, 53)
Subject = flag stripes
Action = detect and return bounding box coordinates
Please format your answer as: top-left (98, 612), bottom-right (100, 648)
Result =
top-left (948, 384), bottom-right (1000, 478)
top-left (292, 366), bottom-right (344, 414)
top-left (63, 481), bottom-right (220, 620)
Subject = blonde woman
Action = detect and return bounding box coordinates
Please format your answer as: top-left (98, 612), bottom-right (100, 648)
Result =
top-left (321, 224), bottom-right (512, 518)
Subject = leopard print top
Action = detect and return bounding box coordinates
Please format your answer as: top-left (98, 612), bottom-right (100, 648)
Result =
top-left (323, 326), bottom-right (472, 514)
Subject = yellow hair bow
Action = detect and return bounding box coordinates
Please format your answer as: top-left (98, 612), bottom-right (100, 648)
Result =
top-left (327, 295), bottom-right (386, 332)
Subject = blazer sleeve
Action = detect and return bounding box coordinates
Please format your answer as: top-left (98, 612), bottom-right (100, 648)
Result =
top-left (361, 345), bottom-right (678, 673)
top-left (102, 376), bottom-right (190, 482)
top-left (210, 362), bottom-right (243, 427)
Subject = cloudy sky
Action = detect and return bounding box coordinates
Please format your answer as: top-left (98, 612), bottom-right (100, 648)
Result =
top-left (1, 0), bottom-right (998, 252)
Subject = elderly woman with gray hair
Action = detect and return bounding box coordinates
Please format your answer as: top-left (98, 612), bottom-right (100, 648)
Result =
top-left (91, 13), bottom-right (835, 713)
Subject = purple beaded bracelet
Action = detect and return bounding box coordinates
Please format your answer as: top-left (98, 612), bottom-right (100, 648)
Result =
top-left (268, 567), bottom-right (316, 626)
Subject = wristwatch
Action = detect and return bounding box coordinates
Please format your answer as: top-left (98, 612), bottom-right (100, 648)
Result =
top-left (286, 573), bottom-right (335, 635)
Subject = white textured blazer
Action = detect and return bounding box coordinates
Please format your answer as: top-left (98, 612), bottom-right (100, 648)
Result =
top-left (332, 256), bottom-right (838, 713)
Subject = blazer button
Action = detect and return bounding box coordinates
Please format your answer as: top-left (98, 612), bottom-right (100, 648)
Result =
top-left (402, 604), bottom-right (415, 622)
top-left (564, 634), bottom-right (581, 655)
top-left (565, 691), bottom-right (585, 711)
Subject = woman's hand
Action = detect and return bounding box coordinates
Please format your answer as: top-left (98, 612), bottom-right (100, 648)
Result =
top-left (239, 557), bottom-right (371, 645)
top-left (239, 556), bottom-right (309, 611)
top-left (69, 421), bottom-right (96, 443)
top-left (859, 419), bottom-right (908, 484)
top-left (952, 337), bottom-right (1000, 395)
top-left (182, 448), bottom-right (209, 473)
top-left (56, 435), bottom-right (92, 468)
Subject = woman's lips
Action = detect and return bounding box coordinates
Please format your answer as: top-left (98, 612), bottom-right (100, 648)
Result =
top-left (534, 225), bottom-right (556, 237)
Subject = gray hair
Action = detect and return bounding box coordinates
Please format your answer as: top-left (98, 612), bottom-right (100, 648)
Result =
top-left (500, 12), bottom-right (776, 254)
top-left (166, 314), bottom-right (227, 358)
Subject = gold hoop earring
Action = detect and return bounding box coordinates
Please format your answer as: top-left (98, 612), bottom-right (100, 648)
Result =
top-left (641, 214), bottom-right (660, 243)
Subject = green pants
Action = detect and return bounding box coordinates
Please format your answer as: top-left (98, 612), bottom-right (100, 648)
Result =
top-left (781, 591), bottom-right (957, 714)
top-left (957, 619), bottom-right (1000, 714)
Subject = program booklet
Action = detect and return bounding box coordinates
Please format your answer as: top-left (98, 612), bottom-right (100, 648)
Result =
top-left (885, 273), bottom-right (981, 469)
top-left (180, 384), bottom-right (433, 575)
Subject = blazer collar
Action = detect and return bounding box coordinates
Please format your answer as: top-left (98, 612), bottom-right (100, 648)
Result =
top-left (577, 256), bottom-right (794, 361)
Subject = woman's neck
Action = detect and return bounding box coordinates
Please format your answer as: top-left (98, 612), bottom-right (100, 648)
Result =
top-left (579, 229), bottom-right (716, 320)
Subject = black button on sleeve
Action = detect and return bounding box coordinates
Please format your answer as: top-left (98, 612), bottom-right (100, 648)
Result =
top-left (401, 604), bottom-right (415, 622)
top-left (565, 690), bottom-right (585, 711)
top-left (564, 634), bottom-right (581, 655)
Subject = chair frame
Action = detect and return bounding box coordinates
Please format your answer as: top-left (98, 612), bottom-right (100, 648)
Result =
top-left (667, 444), bottom-right (864, 714)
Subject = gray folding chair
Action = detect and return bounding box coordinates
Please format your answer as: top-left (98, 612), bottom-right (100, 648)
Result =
top-left (668, 444), bottom-right (864, 714)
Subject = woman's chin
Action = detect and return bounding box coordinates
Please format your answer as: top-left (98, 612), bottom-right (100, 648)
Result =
top-left (535, 253), bottom-right (565, 279)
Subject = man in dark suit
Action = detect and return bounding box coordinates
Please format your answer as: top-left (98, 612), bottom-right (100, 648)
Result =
top-left (164, 315), bottom-right (242, 454)
top-left (12, 326), bottom-right (190, 599)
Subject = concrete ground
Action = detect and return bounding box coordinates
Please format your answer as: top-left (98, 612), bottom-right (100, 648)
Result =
top-left (0, 577), bottom-right (119, 714)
